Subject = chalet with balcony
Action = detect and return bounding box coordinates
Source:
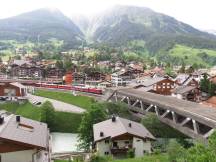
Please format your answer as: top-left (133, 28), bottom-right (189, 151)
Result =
top-left (93, 117), bottom-right (155, 158)
top-left (0, 111), bottom-right (50, 162)
top-left (134, 76), bottom-right (176, 95)
top-left (10, 60), bottom-right (43, 79)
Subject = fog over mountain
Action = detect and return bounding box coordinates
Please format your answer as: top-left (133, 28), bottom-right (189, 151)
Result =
top-left (0, 5), bottom-right (216, 51)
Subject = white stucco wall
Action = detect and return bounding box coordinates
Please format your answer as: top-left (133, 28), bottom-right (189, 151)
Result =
top-left (132, 137), bottom-right (151, 158)
top-left (96, 140), bottom-right (110, 156)
top-left (1, 149), bottom-right (49, 162)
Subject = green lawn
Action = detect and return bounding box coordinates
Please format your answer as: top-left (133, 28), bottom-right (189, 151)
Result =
top-left (54, 160), bottom-right (69, 162)
top-left (54, 154), bottom-right (168, 162)
top-left (0, 102), bottom-right (42, 121)
top-left (35, 89), bottom-right (95, 110)
top-left (0, 101), bottom-right (82, 133)
top-left (52, 111), bottom-right (82, 133)
top-left (113, 154), bottom-right (168, 162)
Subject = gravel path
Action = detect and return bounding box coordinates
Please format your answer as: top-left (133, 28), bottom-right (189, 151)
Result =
top-left (27, 94), bottom-right (85, 114)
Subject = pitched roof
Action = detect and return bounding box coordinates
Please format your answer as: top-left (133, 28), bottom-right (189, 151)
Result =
top-left (182, 77), bottom-right (194, 86)
top-left (0, 111), bottom-right (49, 149)
top-left (140, 77), bottom-right (166, 87)
top-left (12, 60), bottom-right (31, 66)
top-left (172, 85), bottom-right (196, 94)
top-left (10, 82), bottom-right (26, 89)
top-left (175, 74), bottom-right (190, 84)
top-left (93, 117), bottom-right (155, 142)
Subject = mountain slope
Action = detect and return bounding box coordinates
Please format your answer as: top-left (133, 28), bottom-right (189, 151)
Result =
top-left (86, 5), bottom-right (216, 49)
top-left (0, 8), bottom-right (83, 46)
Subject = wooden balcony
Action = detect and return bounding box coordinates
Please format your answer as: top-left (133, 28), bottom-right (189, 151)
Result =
top-left (111, 147), bottom-right (129, 154)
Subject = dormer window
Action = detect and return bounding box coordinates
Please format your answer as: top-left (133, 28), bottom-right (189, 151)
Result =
top-left (100, 132), bottom-right (104, 137)
top-left (18, 123), bottom-right (34, 132)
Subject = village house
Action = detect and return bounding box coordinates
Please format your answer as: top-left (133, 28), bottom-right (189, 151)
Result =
top-left (72, 72), bottom-right (86, 84)
top-left (86, 71), bottom-right (106, 81)
top-left (9, 60), bottom-right (43, 79)
top-left (0, 111), bottom-right (50, 162)
top-left (175, 74), bottom-right (191, 85)
top-left (209, 66), bottom-right (216, 76)
top-left (45, 67), bottom-right (64, 79)
top-left (134, 76), bottom-right (176, 95)
top-left (85, 80), bottom-right (112, 89)
top-left (111, 69), bottom-right (136, 87)
top-left (93, 117), bottom-right (155, 158)
top-left (191, 71), bottom-right (208, 82)
top-left (0, 82), bottom-right (27, 99)
top-left (171, 85), bottom-right (200, 101)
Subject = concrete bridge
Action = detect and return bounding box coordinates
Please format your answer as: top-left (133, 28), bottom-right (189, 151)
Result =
top-left (106, 88), bottom-right (216, 141)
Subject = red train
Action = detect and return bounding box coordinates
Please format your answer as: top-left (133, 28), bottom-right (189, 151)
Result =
top-left (34, 83), bottom-right (103, 95)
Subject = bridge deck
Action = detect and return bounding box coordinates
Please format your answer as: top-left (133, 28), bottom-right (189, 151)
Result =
top-left (118, 88), bottom-right (216, 127)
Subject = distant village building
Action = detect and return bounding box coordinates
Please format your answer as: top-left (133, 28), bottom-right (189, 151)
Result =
top-left (171, 85), bottom-right (200, 101)
top-left (93, 117), bottom-right (155, 158)
top-left (209, 66), bottom-right (216, 76)
top-left (72, 72), bottom-right (86, 84)
top-left (111, 69), bottom-right (136, 87)
top-left (0, 82), bottom-right (27, 98)
top-left (0, 111), bottom-right (50, 162)
top-left (86, 71), bottom-right (106, 81)
top-left (10, 60), bottom-right (43, 79)
top-left (45, 67), bottom-right (64, 79)
top-left (134, 76), bottom-right (176, 95)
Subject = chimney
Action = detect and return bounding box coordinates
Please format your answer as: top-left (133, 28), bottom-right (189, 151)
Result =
top-left (100, 132), bottom-right (104, 137)
top-left (112, 116), bottom-right (116, 122)
top-left (128, 123), bottom-right (132, 127)
top-left (0, 117), bottom-right (4, 124)
top-left (16, 116), bottom-right (21, 123)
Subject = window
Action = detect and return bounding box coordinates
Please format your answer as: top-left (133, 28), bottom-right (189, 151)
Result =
top-left (113, 142), bottom-right (118, 147)
top-left (18, 123), bottom-right (34, 132)
top-left (125, 141), bottom-right (130, 144)
top-left (105, 140), bottom-right (109, 144)
top-left (104, 152), bottom-right (109, 155)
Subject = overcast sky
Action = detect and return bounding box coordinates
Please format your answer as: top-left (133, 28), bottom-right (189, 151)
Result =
top-left (0, 0), bottom-right (215, 30)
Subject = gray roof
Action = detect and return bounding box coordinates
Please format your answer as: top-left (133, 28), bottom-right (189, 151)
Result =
top-left (0, 112), bottom-right (49, 149)
top-left (175, 74), bottom-right (190, 84)
top-left (172, 85), bottom-right (196, 94)
top-left (140, 77), bottom-right (166, 87)
top-left (93, 117), bottom-right (155, 142)
top-left (12, 60), bottom-right (31, 66)
top-left (10, 82), bottom-right (26, 89)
